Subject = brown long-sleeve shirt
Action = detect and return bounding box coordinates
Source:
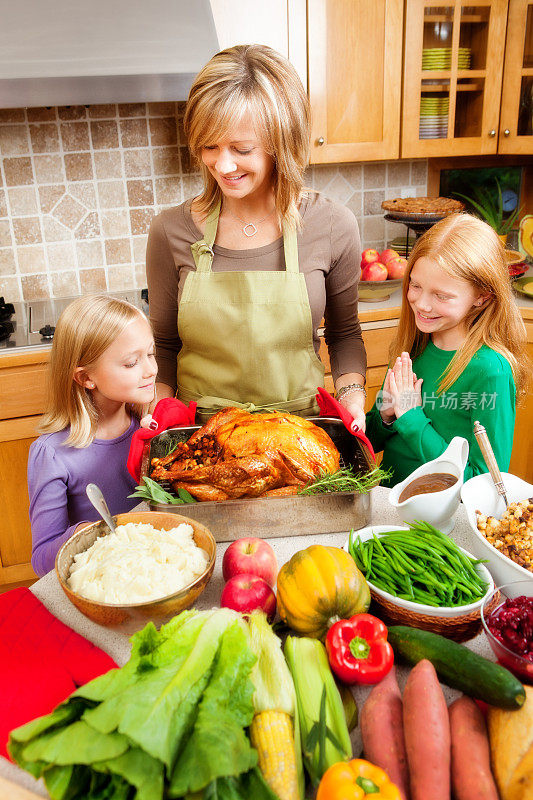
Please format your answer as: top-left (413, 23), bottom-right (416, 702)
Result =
top-left (146, 191), bottom-right (366, 392)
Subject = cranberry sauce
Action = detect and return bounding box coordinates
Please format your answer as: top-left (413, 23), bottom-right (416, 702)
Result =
top-left (488, 595), bottom-right (533, 662)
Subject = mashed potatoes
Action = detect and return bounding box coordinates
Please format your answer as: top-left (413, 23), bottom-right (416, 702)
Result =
top-left (68, 521), bottom-right (209, 604)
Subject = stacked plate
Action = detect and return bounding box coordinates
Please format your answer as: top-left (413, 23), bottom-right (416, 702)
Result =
top-left (419, 95), bottom-right (449, 138)
top-left (387, 236), bottom-right (416, 258)
top-left (422, 47), bottom-right (471, 70)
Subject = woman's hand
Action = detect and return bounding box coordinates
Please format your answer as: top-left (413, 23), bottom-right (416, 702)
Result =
top-left (339, 392), bottom-right (367, 433)
top-left (389, 352), bottom-right (423, 419)
top-left (378, 368), bottom-right (396, 424)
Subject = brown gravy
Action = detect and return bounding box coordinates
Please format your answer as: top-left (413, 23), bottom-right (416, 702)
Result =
top-left (399, 472), bottom-right (458, 503)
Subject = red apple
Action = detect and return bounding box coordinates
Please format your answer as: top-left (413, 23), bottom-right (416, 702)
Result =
top-left (220, 574), bottom-right (277, 621)
top-left (361, 248), bottom-right (380, 268)
top-left (222, 537), bottom-right (277, 587)
top-left (379, 248), bottom-right (400, 265)
top-left (361, 261), bottom-right (388, 282)
top-left (386, 256), bottom-right (408, 280)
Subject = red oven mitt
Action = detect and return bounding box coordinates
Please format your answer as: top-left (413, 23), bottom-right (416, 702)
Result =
top-left (0, 588), bottom-right (117, 760)
top-left (127, 397), bottom-right (197, 483)
top-left (316, 387), bottom-right (376, 461)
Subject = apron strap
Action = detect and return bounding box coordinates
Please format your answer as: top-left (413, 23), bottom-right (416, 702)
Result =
top-left (282, 222), bottom-right (299, 274)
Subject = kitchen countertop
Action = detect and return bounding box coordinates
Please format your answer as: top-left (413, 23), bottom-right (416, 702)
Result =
top-left (0, 486), bottom-right (499, 798)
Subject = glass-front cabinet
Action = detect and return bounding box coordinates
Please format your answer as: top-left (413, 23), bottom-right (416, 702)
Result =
top-left (499, 0), bottom-right (533, 153)
top-left (402, 0), bottom-right (508, 157)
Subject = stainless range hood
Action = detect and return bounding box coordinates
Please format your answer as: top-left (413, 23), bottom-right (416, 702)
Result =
top-left (0, 0), bottom-right (220, 106)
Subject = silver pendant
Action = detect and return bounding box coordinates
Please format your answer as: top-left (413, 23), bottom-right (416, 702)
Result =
top-left (242, 222), bottom-right (258, 237)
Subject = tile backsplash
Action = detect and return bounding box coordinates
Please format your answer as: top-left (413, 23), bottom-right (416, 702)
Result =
top-left (0, 103), bottom-right (428, 301)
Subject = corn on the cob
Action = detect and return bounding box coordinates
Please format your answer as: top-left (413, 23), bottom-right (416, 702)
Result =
top-left (250, 710), bottom-right (299, 800)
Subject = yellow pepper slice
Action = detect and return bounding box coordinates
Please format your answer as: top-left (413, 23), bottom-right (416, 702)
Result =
top-left (316, 758), bottom-right (402, 800)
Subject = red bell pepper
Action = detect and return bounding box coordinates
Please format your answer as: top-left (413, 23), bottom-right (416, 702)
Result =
top-left (325, 614), bottom-right (394, 685)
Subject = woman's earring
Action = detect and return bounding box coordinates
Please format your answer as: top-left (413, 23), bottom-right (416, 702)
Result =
top-left (87, 382), bottom-right (95, 389)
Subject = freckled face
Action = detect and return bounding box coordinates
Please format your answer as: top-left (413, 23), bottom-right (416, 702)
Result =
top-left (201, 112), bottom-right (275, 201)
top-left (407, 257), bottom-right (484, 348)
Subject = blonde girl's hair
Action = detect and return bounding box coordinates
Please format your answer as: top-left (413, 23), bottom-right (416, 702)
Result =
top-left (39, 295), bottom-right (149, 447)
top-left (391, 212), bottom-right (530, 397)
top-left (184, 44), bottom-right (310, 229)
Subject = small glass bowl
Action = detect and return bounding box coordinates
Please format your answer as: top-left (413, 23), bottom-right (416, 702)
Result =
top-left (481, 579), bottom-right (533, 684)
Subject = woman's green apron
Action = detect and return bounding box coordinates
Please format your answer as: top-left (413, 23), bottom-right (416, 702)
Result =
top-left (176, 203), bottom-right (324, 421)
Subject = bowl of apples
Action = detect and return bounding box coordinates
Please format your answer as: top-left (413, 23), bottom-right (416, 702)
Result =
top-left (358, 248), bottom-right (406, 301)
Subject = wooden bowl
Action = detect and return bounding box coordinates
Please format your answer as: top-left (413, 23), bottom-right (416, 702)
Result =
top-left (55, 511), bottom-right (216, 633)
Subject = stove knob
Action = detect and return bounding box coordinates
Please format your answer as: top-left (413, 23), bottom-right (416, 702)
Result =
top-left (39, 324), bottom-right (56, 339)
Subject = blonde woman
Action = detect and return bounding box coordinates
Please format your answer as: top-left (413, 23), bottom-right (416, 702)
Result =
top-left (366, 213), bottom-right (530, 486)
top-left (147, 44), bottom-right (367, 428)
top-left (28, 295), bottom-right (157, 575)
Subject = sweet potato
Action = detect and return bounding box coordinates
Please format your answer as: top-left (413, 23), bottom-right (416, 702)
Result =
top-left (360, 666), bottom-right (410, 800)
top-left (403, 658), bottom-right (450, 800)
top-left (449, 695), bottom-right (498, 800)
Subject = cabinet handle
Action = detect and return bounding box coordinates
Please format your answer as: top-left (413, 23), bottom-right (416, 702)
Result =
top-left (316, 137), bottom-right (325, 146)
top-left (489, 129), bottom-right (496, 137)
top-left (504, 129), bottom-right (510, 137)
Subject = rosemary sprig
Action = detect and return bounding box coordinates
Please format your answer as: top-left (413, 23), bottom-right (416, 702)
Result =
top-left (128, 476), bottom-right (196, 505)
top-left (297, 465), bottom-right (391, 496)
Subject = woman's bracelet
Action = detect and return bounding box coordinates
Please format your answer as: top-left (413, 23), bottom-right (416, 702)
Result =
top-left (336, 383), bottom-right (367, 402)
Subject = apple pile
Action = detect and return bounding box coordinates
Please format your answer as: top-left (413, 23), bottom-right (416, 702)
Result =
top-left (220, 537), bottom-right (278, 621)
top-left (360, 248), bottom-right (407, 282)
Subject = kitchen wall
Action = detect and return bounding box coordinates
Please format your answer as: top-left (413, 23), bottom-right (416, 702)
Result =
top-left (0, 102), bottom-right (428, 302)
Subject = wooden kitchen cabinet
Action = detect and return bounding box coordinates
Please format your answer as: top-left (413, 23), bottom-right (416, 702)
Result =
top-left (499, 0), bottom-right (533, 153)
top-left (509, 318), bottom-right (533, 482)
top-left (307, 0), bottom-right (404, 164)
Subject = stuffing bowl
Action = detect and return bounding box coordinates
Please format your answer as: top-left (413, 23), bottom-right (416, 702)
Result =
top-left (55, 511), bottom-right (216, 633)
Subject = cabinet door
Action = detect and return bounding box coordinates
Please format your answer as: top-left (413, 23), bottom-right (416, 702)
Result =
top-left (308, 0), bottom-right (403, 163)
top-left (499, 0), bottom-right (533, 153)
top-left (402, 0), bottom-right (507, 158)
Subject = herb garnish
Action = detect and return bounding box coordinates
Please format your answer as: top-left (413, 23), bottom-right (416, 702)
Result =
top-left (297, 466), bottom-right (391, 496)
top-left (129, 476), bottom-right (197, 505)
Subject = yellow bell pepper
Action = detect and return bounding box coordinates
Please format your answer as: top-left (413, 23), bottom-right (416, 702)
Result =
top-left (316, 758), bottom-right (402, 800)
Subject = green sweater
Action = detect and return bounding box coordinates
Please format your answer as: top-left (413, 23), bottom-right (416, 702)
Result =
top-left (366, 341), bottom-right (516, 488)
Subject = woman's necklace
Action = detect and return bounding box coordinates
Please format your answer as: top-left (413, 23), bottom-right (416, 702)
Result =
top-left (223, 204), bottom-right (276, 237)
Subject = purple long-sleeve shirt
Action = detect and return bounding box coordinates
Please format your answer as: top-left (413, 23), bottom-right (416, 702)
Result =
top-left (28, 418), bottom-right (140, 576)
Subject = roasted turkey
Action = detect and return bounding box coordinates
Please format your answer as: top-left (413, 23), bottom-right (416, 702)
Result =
top-left (150, 407), bottom-right (340, 502)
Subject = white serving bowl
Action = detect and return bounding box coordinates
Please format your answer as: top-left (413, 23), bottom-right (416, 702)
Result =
top-left (461, 473), bottom-right (533, 586)
top-left (344, 524), bottom-right (494, 619)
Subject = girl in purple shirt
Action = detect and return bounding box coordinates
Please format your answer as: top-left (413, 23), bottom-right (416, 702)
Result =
top-left (28, 294), bottom-right (158, 575)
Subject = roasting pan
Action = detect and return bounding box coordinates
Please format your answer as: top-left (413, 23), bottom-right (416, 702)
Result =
top-left (140, 417), bottom-right (374, 541)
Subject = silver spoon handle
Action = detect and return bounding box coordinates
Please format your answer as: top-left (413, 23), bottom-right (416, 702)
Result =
top-left (473, 421), bottom-right (508, 506)
top-left (86, 483), bottom-right (117, 532)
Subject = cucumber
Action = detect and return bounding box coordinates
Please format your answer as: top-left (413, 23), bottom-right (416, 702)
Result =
top-left (388, 626), bottom-right (526, 709)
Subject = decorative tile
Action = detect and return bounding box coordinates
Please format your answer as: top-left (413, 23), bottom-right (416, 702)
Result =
top-left (105, 238), bottom-right (131, 265)
top-left (313, 165), bottom-right (338, 191)
top-left (13, 217), bottom-right (42, 245)
top-left (29, 123), bottom-right (60, 154)
top-left (130, 207), bottom-right (155, 235)
top-left (0, 125), bottom-right (30, 156)
top-left (0, 275), bottom-right (22, 300)
top-left (21, 273), bottom-right (50, 300)
top-left (124, 149), bottom-right (151, 178)
top-left (127, 179), bottom-right (154, 207)
top-left (108, 264), bottom-right (135, 290)
top-left (135, 264), bottom-right (147, 288)
top-left (362, 215), bottom-right (385, 242)
top-left (27, 108), bottom-right (56, 122)
top-left (322, 173), bottom-right (353, 204)
top-left (17, 245), bottom-right (46, 273)
top-left (52, 194), bottom-right (86, 229)
top-left (179, 147), bottom-right (193, 174)
top-left (64, 152), bottom-right (93, 181)
top-left (149, 118), bottom-right (177, 147)
top-left (68, 182), bottom-right (96, 209)
top-left (60, 121), bottom-right (91, 152)
top-left (153, 147), bottom-right (180, 176)
top-left (148, 102), bottom-right (176, 116)
top-left (0, 109), bottom-right (25, 123)
top-left (46, 242), bottom-right (76, 269)
top-left (3, 157), bottom-right (34, 186)
top-left (0, 219), bottom-right (12, 247)
top-left (415, 185), bottom-right (427, 197)
top-left (133, 235), bottom-right (148, 263)
top-left (39, 185), bottom-right (65, 213)
top-left (363, 190), bottom-right (385, 216)
top-left (345, 192), bottom-right (362, 217)
top-left (363, 163), bottom-right (386, 189)
top-left (182, 174), bottom-right (202, 198)
top-left (119, 103), bottom-right (146, 117)
top-left (387, 161), bottom-right (411, 187)
top-left (0, 190), bottom-right (6, 217)
top-left (120, 118), bottom-right (148, 148)
top-left (340, 164), bottom-right (363, 191)
top-left (176, 117), bottom-right (186, 147)
top-left (7, 186), bottom-right (38, 216)
top-left (76, 240), bottom-right (104, 268)
top-left (80, 267), bottom-right (107, 292)
top-left (101, 209), bottom-right (130, 237)
top-left (88, 104), bottom-right (117, 118)
top-left (90, 120), bottom-right (119, 150)
top-left (155, 177), bottom-right (182, 205)
top-left (43, 215), bottom-right (72, 242)
top-left (98, 181), bottom-right (126, 209)
top-left (58, 106), bottom-right (87, 121)
top-left (33, 154), bottom-right (64, 184)
top-left (51, 270), bottom-right (80, 296)
top-left (94, 151), bottom-right (123, 179)
top-left (411, 160), bottom-right (427, 185)
top-left (0, 248), bottom-right (16, 275)
top-left (75, 212), bottom-right (100, 240)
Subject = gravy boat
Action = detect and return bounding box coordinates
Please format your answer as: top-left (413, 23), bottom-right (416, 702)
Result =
top-left (388, 437), bottom-right (469, 534)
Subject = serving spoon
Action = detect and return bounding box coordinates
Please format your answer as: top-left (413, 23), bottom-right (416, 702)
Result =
top-left (86, 483), bottom-right (117, 533)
